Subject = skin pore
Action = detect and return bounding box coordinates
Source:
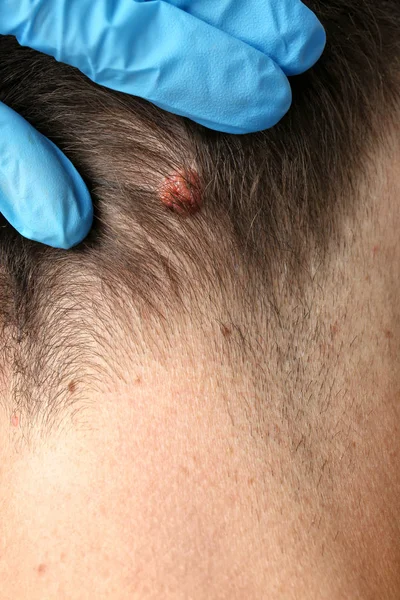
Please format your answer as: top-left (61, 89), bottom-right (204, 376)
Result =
top-left (0, 126), bottom-right (399, 599)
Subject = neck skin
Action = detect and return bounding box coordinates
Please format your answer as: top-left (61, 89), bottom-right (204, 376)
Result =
top-left (0, 134), bottom-right (399, 599)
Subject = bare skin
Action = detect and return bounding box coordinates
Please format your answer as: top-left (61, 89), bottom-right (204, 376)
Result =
top-left (0, 134), bottom-right (399, 599)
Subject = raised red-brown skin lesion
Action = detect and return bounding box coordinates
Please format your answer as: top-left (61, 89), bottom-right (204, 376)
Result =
top-left (159, 169), bottom-right (202, 215)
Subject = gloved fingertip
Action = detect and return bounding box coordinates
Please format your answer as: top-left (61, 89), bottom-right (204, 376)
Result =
top-left (0, 102), bottom-right (94, 250)
top-left (55, 193), bottom-right (94, 250)
top-left (15, 186), bottom-right (93, 250)
top-left (197, 67), bottom-right (292, 134)
top-left (283, 14), bottom-right (327, 76)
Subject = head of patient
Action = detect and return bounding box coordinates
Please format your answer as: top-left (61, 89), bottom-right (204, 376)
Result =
top-left (0, 2), bottom-right (399, 598)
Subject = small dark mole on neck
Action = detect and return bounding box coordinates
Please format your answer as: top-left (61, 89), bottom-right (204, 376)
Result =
top-left (220, 324), bottom-right (232, 338)
top-left (68, 381), bottom-right (77, 393)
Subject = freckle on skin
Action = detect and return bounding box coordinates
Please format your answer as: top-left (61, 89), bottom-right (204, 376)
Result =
top-left (134, 375), bottom-right (142, 385)
top-left (372, 245), bottom-right (380, 256)
top-left (384, 329), bottom-right (393, 339)
top-left (37, 564), bottom-right (47, 575)
top-left (220, 324), bottom-right (232, 338)
top-left (68, 381), bottom-right (76, 393)
top-left (330, 322), bottom-right (339, 337)
top-left (11, 414), bottom-right (19, 427)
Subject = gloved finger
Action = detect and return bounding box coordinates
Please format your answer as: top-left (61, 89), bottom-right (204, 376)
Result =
top-left (0, 101), bottom-right (93, 249)
top-left (166, 0), bottom-right (326, 76)
top-left (1, 0), bottom-right (292, 134)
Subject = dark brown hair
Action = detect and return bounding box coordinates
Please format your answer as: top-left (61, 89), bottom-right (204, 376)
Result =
top-left (0, 1), bottom-right (399, 436)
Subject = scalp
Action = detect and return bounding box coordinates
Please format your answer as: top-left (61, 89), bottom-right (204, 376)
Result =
top-left (0, 1), bottom-right (399, 437)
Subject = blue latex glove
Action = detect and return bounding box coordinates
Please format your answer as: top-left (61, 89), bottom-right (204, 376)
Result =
top-left (0, 0), bottom-right (326, 249)
top-left (0, 102), bottom-right (93, 249)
